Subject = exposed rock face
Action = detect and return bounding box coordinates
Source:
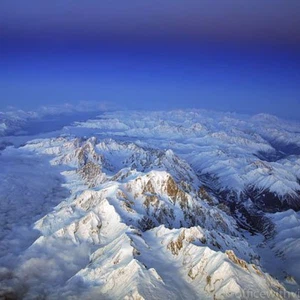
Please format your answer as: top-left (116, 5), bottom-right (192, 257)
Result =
top-left (167, 231), bottom-right (185, 255)
top-left (4, 108), bottom-right (300, 300)
top-left (78, 161), bottom-right (103, 187)
top-left (225, 250), bottom-right (248, 270)
top-left (138, 216), bottom-right (157, 231)
top-left (166, 176), bottom-right (189, 208)
top-left (198, 186), bottom-right (214, 205)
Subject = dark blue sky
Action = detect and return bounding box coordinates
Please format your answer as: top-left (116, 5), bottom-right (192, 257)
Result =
top-left (1, 1), bottom-right (300, 118)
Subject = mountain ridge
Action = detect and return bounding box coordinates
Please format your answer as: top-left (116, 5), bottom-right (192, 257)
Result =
top-left (1, 109), bottom-right (300, 299)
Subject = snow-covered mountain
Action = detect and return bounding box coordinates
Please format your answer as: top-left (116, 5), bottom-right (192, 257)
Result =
top-left (0, 102), bottom-right (108, 137)
top-left (73, 110), bottom-right (300, 210)
top-left (1, 109), bottom-right (300, 299)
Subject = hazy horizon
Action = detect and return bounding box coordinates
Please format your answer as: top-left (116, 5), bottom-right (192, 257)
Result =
top-left (1, 1), bottom-right (300, 120)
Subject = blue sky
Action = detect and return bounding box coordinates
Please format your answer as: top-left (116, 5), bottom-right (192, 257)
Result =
top-left (1, 1), bottom-right (300, 119)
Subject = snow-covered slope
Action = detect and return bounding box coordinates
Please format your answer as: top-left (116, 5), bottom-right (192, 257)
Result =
top-left (72, 110), bottom-right (300, 211)
top-left (1, 109), bottom-right (300, 299)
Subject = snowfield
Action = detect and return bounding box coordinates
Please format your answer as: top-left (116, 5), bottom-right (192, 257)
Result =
top-left (1, 109), bottom-right (300, 299)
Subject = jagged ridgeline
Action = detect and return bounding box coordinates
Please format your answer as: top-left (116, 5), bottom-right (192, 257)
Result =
top-left (1, 110), bottom-right (300, 299)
